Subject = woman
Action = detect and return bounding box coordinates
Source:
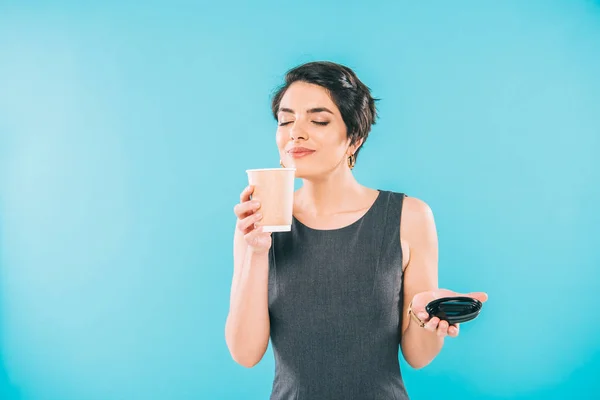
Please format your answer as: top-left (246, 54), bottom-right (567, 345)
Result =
top-left (225, 61), bottom-right (488, 399)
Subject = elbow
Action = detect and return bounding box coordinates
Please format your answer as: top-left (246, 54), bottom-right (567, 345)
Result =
top-left (400, 337), bottom-right (440, 370)
top-left (225, 318), bottom-right (269, 368)
top-left (406, 357), bottom-right (432, 370)
top-left (401, 344), bottom-right (435, 370)
top-left (227, 344), bottom-right (264, 368)
top-left (232, 353), bottom-right (262, 368)
top-left (225, 332), bottom-right (265, 368)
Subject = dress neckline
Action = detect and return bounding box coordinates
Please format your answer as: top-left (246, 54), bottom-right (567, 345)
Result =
top-left (292, 190), bottom-right (383, 233)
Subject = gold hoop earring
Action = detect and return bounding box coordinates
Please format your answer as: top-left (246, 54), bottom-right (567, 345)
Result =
top-left (280, 160), bottom-right (286, 168)
top-left (347, 154), bottom-right (356, 170)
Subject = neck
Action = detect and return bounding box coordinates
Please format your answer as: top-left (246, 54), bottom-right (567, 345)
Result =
top-left (295, 167), bottom-right (367, 216)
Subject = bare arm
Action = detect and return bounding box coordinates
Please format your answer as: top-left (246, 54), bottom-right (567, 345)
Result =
top-left (225, 186), bottom-right (272, 368)
top-left (399, 197), bottom-right (444, 369)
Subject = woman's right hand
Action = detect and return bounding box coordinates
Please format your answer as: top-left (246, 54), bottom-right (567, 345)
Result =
top-left (234, 185), bottom-right (272, 254)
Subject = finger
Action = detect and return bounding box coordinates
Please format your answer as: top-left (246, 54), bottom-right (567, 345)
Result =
top-left (237, 212), bottom-right (263, 235)
top-left (448, 324), bottom-right (460, 337)
top-left (417, 311), bottom-right (430, 321)
top-left (408, 296), bottom-right (430, 317)
top-left (409, 303), bottom-right (428, 319)
top-left (239, 185), bottom-right (254, 203)
top-left (234, 200), bottom-right (261, 219)
top-left (424, 317), bottom-right (440, 333)
top-left (466, 292), bottom-right (488, 303)
top-left (437, 320), bottom-right (449, 337)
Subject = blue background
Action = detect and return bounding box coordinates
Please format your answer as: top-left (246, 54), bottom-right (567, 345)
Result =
top-left (1, 1), bottom-right (599, 399)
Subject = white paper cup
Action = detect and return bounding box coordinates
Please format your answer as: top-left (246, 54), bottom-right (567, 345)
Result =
top-left (246, 168), bottom-right (296, 232)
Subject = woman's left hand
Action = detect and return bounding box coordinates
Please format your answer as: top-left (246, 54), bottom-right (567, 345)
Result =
top-left (409, 289), bottom-right (488, 338)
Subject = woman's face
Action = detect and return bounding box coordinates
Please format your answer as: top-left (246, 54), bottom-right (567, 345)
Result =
top-left (276, 81), bottom-right (359, 179)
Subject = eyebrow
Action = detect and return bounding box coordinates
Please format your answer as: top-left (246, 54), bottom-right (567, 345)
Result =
top-left (279, 107), bottom-right (334, 115)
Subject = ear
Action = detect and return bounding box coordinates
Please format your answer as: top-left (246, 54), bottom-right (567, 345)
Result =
top-left (348, 137), bottom-right (364, 155)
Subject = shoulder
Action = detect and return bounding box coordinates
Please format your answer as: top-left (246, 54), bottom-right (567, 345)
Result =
top-left (399, 195), bottom-right (437, 240)
top-left (382, 190), bottom-right (434, 220)
top-left (377, 190), bottom-right (434, 223)
top-left (401, 195), bottom-right (434, 220)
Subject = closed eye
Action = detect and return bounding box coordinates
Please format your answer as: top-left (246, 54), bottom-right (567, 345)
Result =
top-left (279, 121), bottom-right (329, 126)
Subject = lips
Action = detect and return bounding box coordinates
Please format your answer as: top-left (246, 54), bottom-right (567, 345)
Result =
top-left (288, 147), bottom-right (315, 154)
top-left (287, 147), bottom-right (315, 158)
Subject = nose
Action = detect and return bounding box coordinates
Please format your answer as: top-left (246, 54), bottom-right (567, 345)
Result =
top-left (289, 122), bottom-right (308, 141)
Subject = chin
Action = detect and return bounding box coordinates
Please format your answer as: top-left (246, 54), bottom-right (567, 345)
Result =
top-left (292, 166), bottom-right (323, 180)
top-left (285, 163), bottom-right (304, 178)
top-left (291, 167), bottom-right (306, 179)
top-left (284, 159), bottom-right (324, 180)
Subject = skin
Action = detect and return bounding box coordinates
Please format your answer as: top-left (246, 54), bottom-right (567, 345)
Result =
top-left (226, 81), bottom-right (488, 369)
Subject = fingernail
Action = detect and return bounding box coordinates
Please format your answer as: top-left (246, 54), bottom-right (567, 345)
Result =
top-left (418, 313), bottom-right (428, 320)
top-left (256, 212), bottom-right (262, 219)
top-left (252, 201), bottom-right (260, 208)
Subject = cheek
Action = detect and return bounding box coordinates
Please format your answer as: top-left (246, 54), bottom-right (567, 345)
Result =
top-left (321, 128), bottom-right (348, 151)
top-left (275, 129), bottom-right (286, 149)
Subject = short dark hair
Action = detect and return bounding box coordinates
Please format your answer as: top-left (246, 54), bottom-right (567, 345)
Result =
top-left (271, 61), bottom-right (378, 161)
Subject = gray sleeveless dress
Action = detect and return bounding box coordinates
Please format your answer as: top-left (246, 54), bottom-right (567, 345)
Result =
top-left (268, 190), bottom-right (409, 399)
